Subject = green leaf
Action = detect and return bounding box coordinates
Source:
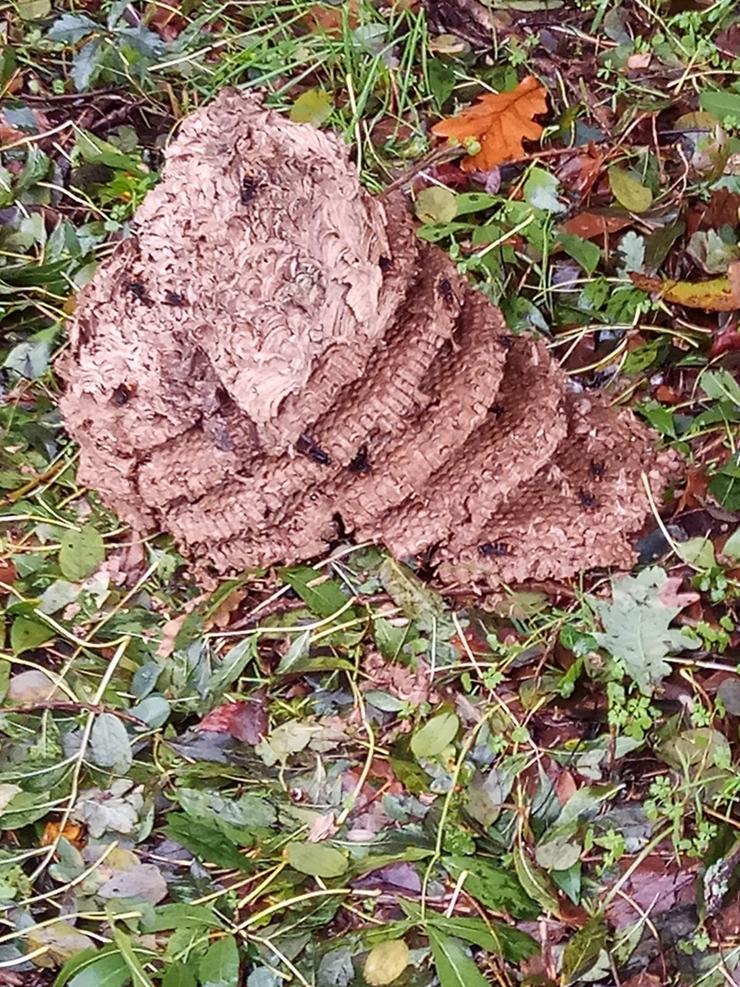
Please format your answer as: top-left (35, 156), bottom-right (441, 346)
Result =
top-left (199, 935), bottom-right (240, 987)
top-left (411, 712), bottom-right (459, 759)
top-left (592, 566), bottom-right (700, 694)
top-left (18, 0), bottom-right (51, 19)
top-left (524, 167), bottom-right (565, 213)
top-left (700, 369), bottom-right (740, 408)
top-left (429, 929), bottom-right (488, 987)
top-left (74, 128), bottom-right (144, 173)
top-left (142, 903), bottom-right (223, 933)
top-left (90, 713), bottom-right (132, 775)
top-left (379, 557), bottom-right (445, 619)
top-left (512, 845), bottom-right (559, 915)
top-left (443, 856), bottom-right (539, 919)
top-left (285, 841), bottom-right (348, 878)
top-left (55, 947), bottom-right (130, 987)
top-left (699, 90), bottom-right (740, 127)
top-left (110, 926), bottom-right (154, 987)
top-left (608, 166), bottom-right (653, 213)
top-left (289, 89), bottom-right (333, 126)
top-left (426, 912), bottom-right (537, 963)
top-left (10, 615), bottom-right (54, 654)
top-left (279, 565), bottom-right (349, 618)
top-left (363, 939), bottom-right (410, 985)
top-left (161, 962), bottom-right (197, 987)
top-left (164, 814), bottom-right (252, 872)
top-left (455, 192), bottom-right (498, 216)
top-left (557, 232), bottom-right (601, 274)
top-left (206, 635), bottom-right (257, 698)
top-left (415, 187), bottom-right (458, 225)
top-left (722, 528), bottom-right (740, 560)
top-left (561, 917), bottom-right (608, 984)
top-left (675, 536), bottom-right (715, 569)
top-left (59, 525), bottom-right (105, 581)
top-left (428, 58), bottom-right (456, 109)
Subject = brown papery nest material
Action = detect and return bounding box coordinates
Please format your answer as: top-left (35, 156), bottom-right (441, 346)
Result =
top-left (58, 90), bottom-right (679, 592)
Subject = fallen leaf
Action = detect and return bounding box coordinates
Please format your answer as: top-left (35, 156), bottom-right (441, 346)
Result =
top-left (592, 567), bottom-right (700, 694)
top-left (364, 940), bottom-right (410, 985)
top-left (41, 820), bottom-right (85, 848)
top-left (631, 261), bottom-right (740, 311)
top-left (0, 559), bottom-right (17, 588)
top-left (290, 89), bottom-right (333, 127)
top-left (432, 76), bottom-right (548, 172)
top-left (415, 186), bottom-right (458, 224)
top-left (197, 693), bottom-right (268, 745)
top-left (560, 210), bottom-right (632, 240)
top-left (608, 166), bottom-right (653, 213)
top-left (7, 669), bottom-right (57, 701)
top-left (98, 862), bottom-right (168, 904)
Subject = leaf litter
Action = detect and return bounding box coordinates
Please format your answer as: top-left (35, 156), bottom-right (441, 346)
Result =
top-left (0, 1), bottom-right (739, 987)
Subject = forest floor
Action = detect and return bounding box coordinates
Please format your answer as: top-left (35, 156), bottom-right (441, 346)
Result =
top-left (1, 2), bottom-right (739, 986)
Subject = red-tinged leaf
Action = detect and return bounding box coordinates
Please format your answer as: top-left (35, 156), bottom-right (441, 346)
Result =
top-left (631, 262), bottom-right (740, 311)
top-left (657, 577), bottom-right (700, 610)
top-left (560, 211), bottom-right (632, 240)
top-left (0, 560), bottom-right (17, 591)
top-left (709, 322), bottom-right (740, 358)
top-left (197, 692), bottom-right (268, 745)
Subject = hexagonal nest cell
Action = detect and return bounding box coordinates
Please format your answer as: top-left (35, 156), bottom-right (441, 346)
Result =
top-left (58, 90), bottom-right (679, 591)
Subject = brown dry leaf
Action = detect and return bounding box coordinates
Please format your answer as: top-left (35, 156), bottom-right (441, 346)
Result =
top-left (41, 820), bottom-right (85, 848)
top-left (561, 211), bottom-right (632, 241)
top-left (631, 261), bottom-right (740, 311)
top-left (432, 76), bottom-right (548, 172)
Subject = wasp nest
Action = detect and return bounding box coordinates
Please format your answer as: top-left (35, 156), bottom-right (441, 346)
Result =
top-left (58, 90), bottom-right (677, 591)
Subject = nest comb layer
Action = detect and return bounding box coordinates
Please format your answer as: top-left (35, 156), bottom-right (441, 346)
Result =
top-left (58, 90), bottom-right (678, 591)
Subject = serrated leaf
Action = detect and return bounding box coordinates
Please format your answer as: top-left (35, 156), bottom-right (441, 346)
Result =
top-left (59, 525), bottom-right (105, 581)
top-left (363, 939), bottom-right (409, 985)
top-left (443, 856), bottom-right (539, 919)
top-left (90, 714), bottom-right (132, 775)
top-left (608, 166), bottom-right (653, 213)
top-left (47, 12), bottom-right (99, 41)
top-left (290, 89), bottom-right (333, 126)
top-left (410, 712), bottom-right (459, 758)
top-left (415, 187), bottom-right (458, 225)
top-left (285, 841), bottom-right (348, 878)
top-left (592, 566), bottom-right (700, 694)
top-left (512, 844), bottom-right (559, 914)
top-left (199, 936), bottom-right (239, 987)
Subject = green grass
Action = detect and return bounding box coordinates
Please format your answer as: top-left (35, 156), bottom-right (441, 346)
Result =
top-left (1, 1), bottom-right (740, 985)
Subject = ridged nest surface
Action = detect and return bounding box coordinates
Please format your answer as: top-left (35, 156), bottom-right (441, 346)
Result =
top-left (59, 90), bottom-right (678, 590)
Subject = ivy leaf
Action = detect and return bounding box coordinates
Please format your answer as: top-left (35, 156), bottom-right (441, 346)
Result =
top-left (592, 566), bottom-right (700, 694)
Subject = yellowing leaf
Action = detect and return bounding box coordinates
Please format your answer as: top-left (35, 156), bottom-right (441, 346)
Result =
top-left (290, 89), bottom-right (333, 126)
top-left (432, 76), bottom-right (548, 172)
top-left (608, 166), bottom-right (653, 213)
top-left (415, 187), bottom-right (458, 224)
top-left (364, 940), bottom-right (410, 985)
top-left (631, 261), bottom-right (740, 312)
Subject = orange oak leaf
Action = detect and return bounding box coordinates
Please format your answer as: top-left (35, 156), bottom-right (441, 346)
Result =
top-left (432, 76), bottom-right (548, 172)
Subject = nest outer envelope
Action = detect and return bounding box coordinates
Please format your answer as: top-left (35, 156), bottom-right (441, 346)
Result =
top-left (58, 89), bottom-right (679, 591)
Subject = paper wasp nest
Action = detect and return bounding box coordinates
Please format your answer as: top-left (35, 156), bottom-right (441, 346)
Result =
top-left (59, 90), bottom-right (677, 590)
